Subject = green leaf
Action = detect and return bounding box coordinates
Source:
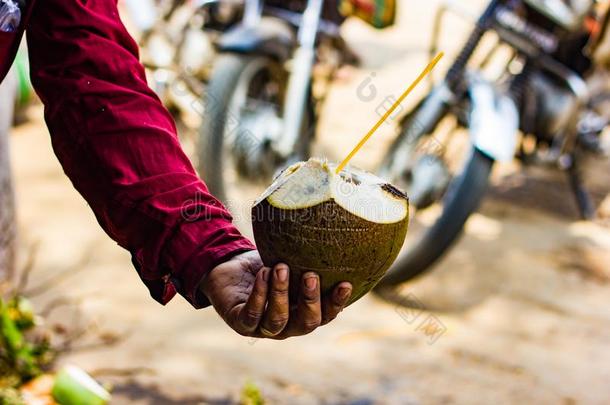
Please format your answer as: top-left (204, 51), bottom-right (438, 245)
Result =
top-left (0, 301), bottom-right (24, 354)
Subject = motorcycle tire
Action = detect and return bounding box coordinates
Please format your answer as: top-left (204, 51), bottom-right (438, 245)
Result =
top-left (377, 132), bottom-right (494, 287)
top-left (198, 53), bottom-right (313, 203)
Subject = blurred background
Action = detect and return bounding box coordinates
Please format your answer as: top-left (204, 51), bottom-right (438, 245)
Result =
top-left (2, 0), bottom-right (610, 403)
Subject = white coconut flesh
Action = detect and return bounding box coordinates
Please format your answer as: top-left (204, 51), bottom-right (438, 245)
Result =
top-left (254, 159), bottom-right (408, 224)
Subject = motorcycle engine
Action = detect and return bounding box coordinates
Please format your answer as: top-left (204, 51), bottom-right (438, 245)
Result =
top-left (527, 72), bottom-right (578, 140)
top-left (523, 0), bottom-right (592, 30)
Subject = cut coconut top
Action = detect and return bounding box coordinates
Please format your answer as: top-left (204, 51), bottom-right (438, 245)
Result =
top-left (255, 158), bottom-right (409, 224)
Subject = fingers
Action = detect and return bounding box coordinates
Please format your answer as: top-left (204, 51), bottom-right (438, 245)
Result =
top-left (234, 268), bottom-right (269, 334)
top-left (259, 264), bottom-right (290, 337)
top-left (288, 272), bottom-right (322, 336)
top-left (298, 273), bottom-right (322, 333)
top-left (322, 282), bottom-right (352, 325)
top-left (228, 267), bottom-right (349, 340)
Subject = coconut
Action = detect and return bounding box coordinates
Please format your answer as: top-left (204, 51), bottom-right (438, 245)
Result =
top-left (52, 365), bottom-right (111, 405)
top-left (252, 158), bottom-right (409, 305)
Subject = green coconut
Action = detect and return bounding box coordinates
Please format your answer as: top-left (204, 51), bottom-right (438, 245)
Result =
top-left (52, 366), bottom-right (111, 405)
top-left (252, 158), bottom-right (409, 305)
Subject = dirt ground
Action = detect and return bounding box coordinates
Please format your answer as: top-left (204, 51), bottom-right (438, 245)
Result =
top-left (7, 1), bottom-right (610, 404)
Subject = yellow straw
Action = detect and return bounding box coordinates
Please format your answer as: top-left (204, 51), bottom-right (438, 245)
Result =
top-left (336, 52), bottom-right (445, 174)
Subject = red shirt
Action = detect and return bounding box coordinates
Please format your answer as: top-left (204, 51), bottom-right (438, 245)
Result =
top-left (0, 0), bottom-right (256, 308)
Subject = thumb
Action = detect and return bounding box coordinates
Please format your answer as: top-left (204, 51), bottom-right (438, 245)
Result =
top-left (232, 268), bottom-right (270, 334)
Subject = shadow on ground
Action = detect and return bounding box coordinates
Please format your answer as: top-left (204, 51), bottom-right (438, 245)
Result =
top-left (112, 381), bottom-right (232, 405)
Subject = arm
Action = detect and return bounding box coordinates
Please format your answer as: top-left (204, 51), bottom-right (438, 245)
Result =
top-left (26, 0), bottom-right (255, 308)
top-left (25, 0), bottom-right (352, 338)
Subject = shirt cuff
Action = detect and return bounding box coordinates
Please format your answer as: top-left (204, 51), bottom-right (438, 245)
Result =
top-left (162, 219), bottom-right (257, 309)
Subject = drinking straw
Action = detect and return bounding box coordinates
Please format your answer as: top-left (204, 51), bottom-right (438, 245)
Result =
top-left (336, 52), bottom-right (445, 174)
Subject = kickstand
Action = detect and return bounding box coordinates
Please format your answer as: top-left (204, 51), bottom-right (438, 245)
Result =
top-left (565, 154), bottom-right (596, 220)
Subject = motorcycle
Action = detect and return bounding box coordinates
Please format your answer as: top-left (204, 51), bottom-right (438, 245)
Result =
top-left (377, 0), bottom-right (610, 288)
top-left (197, 0), bottom-right (385, 204)
top-left (123, 0), bottom-right (243, 125)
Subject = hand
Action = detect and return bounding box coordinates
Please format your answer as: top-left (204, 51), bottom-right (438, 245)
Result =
top-left (200, 251), bottom-right (352, 340)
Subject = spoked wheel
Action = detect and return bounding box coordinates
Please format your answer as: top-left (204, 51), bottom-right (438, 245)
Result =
top-left (376, 92), bottom-right (494, 289)
top-left (198, 54), bottom-right (312, 224)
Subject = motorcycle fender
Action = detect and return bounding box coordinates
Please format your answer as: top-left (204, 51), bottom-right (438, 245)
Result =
top-left (468, 79), bottom-right (519, 162)
top-left (217, 17), bottom-right (295, 61)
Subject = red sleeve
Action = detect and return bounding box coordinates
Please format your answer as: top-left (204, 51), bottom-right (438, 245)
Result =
top-left (25, 0), bottom-right (255, 308)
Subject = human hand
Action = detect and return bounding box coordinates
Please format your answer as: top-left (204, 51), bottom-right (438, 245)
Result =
top-left (200, 251), bottom-right (352, 339)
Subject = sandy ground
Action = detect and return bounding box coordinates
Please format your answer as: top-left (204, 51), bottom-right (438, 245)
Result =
top-left (7, 1), bottom-right (610, 404)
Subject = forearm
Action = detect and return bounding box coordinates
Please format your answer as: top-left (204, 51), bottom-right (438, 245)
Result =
top-left (25, 0), bottom-right (254, 307)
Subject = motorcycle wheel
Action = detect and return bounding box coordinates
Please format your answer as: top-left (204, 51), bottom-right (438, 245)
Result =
top-left (376, 98), bottom-right (495, 288)
top-left (198, 53), bottom-right (312, 205)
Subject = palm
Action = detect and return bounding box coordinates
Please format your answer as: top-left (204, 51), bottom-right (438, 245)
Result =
top-left (200, 251), bottom-right (352, 339)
